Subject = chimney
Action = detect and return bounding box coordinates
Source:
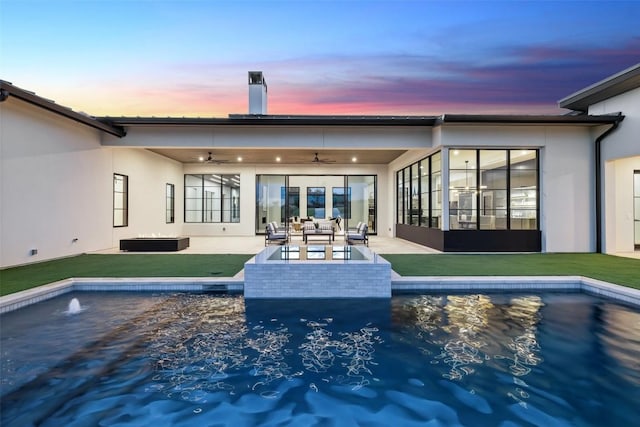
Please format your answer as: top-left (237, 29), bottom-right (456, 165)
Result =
top-left (248, 71), bottom-right (267, 115)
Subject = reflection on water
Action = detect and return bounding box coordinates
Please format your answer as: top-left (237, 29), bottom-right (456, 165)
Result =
top-left (2, 292), bottom-right (640, 427)
top-left (145, 296), bottom-right (385, 402)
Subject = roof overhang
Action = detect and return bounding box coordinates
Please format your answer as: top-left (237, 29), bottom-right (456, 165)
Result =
top-left (0, 80), bottom-right (126, 137)
top-left (103, 115), bottom-right (439, 127)
top-left (103, 113), bottom-right (623, 128)
top-left (558, 63), bottom-right (640, 112)
top-left (437, 114), bottom-right (624, 126)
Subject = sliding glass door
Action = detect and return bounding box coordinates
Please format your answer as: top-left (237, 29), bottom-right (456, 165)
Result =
top-left (255, 174), bottom-right (377, 234)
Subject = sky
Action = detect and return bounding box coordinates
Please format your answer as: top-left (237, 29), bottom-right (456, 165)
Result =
top-left (1, 0), bottom-right (639, 117)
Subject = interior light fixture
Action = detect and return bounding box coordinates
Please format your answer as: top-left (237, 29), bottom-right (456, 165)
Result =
top-left (198, 156), bottom-right (204, 162)
top-left (276, 156), bottom-right (281, 162)
top-left (237, 156), bottom-right (243, 162)
top-left (453, 150), bottom-right (459, 155)
top-left (352, 157), bottom-right (357, 162)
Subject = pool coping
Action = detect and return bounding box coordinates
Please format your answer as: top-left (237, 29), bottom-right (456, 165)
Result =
top-left (2, 275), bottom-right (639, 313)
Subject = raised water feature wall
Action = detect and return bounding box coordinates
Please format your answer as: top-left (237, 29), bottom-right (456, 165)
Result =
top-left (244, 246), bottom-right (391, 298)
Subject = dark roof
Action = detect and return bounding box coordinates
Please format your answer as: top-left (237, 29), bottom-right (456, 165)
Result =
top-left (0, 80), bottom-right (126, 137)
top-left (103, 114), bottom-right (440, 126)
top-left (558, 63), bottom-right (640, 112)
top-left (438, 114), bottom-right (623, 125)
top-left (105, 113), bottom-right (623, 127)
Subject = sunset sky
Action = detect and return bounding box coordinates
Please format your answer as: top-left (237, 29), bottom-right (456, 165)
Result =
top-left (1, 0), bottom-right (639, 117)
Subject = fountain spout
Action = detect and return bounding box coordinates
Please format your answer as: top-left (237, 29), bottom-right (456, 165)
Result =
top-left (68, 298), bottom-right (82, 314)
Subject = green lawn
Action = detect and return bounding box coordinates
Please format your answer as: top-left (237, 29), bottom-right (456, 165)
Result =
top-left (0, 254), bottom-right (253, 296)
top-left (1, 253), bottom-right (638, 296)
top-left (381, 253), bottom-right (640, 290)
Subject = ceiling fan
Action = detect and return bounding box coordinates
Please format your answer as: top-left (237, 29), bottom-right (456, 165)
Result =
top-left (201, 152), bottom-right (229, 164)
top-left (310, 152), bottom-right (336, 164)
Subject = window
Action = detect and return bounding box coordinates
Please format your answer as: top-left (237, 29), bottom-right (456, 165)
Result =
top-left (113, 174), bottom-right (128, 227)
top-left (446, 149), bottom-right (538, 230)
top-left (635, 171), bottom-right (640, 249)
top-left (307, 187), bottom-right (325, 218)
top-left (396, 152), bottom-right (440, 229)
top-left (281, 187), bottom-right (300, 220)
top-left (449, 149), bottom-right (477, 229)
top-left (332, 187), bottom-right (351, 218)
top-left (479, 150), bottom-right (507, 230)
top-left (430, 152), bottom-right (441, 228)
top-left (166, 183), bottom-right (175, 223)
top-left (396, 171), bottom-right (404, 224)
top-left (410, 163), bottom-right (420, 226)
top-left (509, 150), bottom-right (538, 230)
top-left (420, 159), bottom-right (429, 227)
top-left (184, 174), bottom-right (240, 223)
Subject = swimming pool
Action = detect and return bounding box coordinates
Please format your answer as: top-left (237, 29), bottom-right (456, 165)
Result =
top-left (1, 292), bottom-right (639, 426)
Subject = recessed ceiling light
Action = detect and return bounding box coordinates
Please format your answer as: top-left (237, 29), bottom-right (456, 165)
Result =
top-left (352, 157), bottom-right (357, 162)
top-left (237, 156), bottom-right (243, 162)
top-left (198, 156), bottom-right (204, 162)
top-left (276, 157), bottom-right (281, 162)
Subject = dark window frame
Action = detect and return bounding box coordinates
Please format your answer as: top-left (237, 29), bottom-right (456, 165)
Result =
top-left (113, 173), bottom-right (128, 227)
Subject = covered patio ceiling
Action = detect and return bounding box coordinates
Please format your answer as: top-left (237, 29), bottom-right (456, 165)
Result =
top-left (148, 148), bottom-right (408, 165)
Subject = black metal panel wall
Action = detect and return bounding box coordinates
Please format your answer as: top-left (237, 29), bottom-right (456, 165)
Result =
top-left (443, 230), bottom-right (541, 252)
top-left (396, 224), bottom-right (445, 251)
top-left (395, 224), bottom-right (541, 252)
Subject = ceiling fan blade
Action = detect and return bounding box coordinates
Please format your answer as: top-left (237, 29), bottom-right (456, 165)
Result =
top-left (310, 152), bottom-right (335, 163)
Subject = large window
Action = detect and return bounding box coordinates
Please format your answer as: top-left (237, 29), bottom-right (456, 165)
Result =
top-left (448, 149), bottom-right (538, 230)
top-left (396, 151), bottom-right (441, 229)
top-left (113, 174), bottom-right (128, 227)
top-left (184, 174), bottom-right (240, 223)
top-left (307, 187), bottom-right (325, 218)
top-left (166, 183), bottom-right (175, 223)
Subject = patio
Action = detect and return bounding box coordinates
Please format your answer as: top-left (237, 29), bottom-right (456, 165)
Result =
top-left (94, 235), bottom-right (440, 255)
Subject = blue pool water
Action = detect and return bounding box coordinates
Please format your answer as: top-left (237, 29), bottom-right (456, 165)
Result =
top-left (1, 292), bottom-right (639, 426)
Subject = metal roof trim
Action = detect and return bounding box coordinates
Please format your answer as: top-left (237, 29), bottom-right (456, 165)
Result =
top-left (558, 63), bottom-right (640, 112)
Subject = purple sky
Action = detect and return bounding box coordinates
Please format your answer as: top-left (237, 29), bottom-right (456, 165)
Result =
top-left (1, 1), bottom-right (639, 117)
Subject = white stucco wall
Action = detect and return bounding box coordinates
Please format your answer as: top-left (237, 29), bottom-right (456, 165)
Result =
top-left (0, 100), bottom-right (112, 267)
top-left (540, 127), bottom-right (595, 252)
top-left (0, 100), bottom-right (185, 267)
top-left (589, 86), bottom-right (640, 162)
top-left (110, 148), bottom-right (184, 246)
top-left (589, 86), bottom-right (640, 254)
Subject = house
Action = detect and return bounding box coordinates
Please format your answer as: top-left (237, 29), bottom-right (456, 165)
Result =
top-left (1, 65), bottom-right (638, 268)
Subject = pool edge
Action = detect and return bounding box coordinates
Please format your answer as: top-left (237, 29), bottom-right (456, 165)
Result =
top-left (1, 275), bottom-right (639, 313)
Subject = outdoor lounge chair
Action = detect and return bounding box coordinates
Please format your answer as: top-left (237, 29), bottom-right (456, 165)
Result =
top-left (346, 223), bottom-right (368, 246)
top-left (265, 221), bottom-right (288, 246)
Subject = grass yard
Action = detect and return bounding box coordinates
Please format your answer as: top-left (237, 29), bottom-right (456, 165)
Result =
top-left (1, 252), bottom-right (638, 296)
top-left (0, 254), bottom-right (253, 296)
top-left (381, 253), bottom-right (640, 290)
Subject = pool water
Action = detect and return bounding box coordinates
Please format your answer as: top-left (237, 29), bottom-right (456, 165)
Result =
top-left (1, 292), bottom-right (639, 426)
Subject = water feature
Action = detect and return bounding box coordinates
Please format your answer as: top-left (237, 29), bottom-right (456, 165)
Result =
top-left (66, 297), bottom-right (82, 314)
top-left (245, 245), bottom-right (391, 297)
top-left (1, 291), bottom-right (639, 426)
